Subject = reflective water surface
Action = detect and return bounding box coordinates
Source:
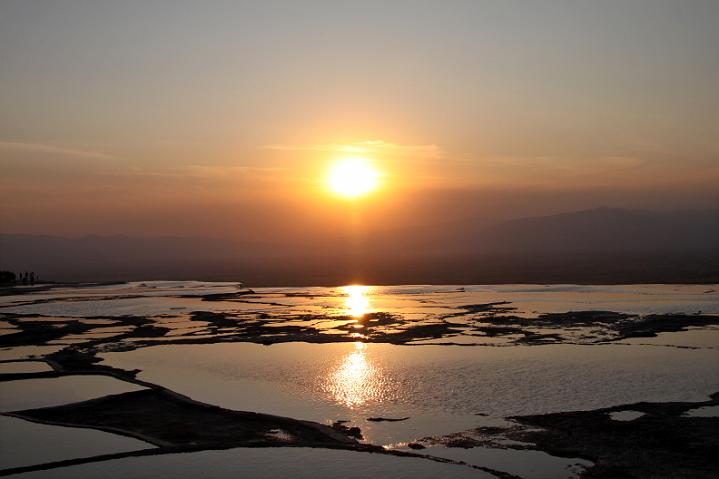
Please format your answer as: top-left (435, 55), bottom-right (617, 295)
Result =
top-left (7, 447), bottom-right (494, 479)
top-left (100, 339), bottom-right (719, 446)
top-left (0, 375), bottom-right (146, 412)
top-left (1, 281), bottom-right (717, 478)
top-left (0, 416), bottom-right (151, 470)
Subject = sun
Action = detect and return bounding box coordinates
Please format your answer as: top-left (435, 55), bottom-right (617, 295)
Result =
top-left (327, 157), bottom-right (380, 198)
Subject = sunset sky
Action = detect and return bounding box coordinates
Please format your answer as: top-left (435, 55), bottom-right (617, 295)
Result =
top-left (1, 0), bottom-right (717, 242)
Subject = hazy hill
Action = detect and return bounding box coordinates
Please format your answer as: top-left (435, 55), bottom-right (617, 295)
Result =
top-left (1, 208), bottom-right (717, 285)
top-left (367, 207), bottom-right (718, 254)
top-left (480, 207), bottom-right (718, 254)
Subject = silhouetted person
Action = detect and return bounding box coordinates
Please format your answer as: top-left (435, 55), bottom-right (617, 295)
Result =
top-left (29, 272), bottom-right (35, 284)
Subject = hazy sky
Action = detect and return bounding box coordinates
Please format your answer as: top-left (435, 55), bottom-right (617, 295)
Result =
top-left (1, 0), bottom-right (717, 239)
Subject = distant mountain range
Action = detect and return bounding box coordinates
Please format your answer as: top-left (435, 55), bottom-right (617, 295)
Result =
top-left (472, 207), bottom-right (718, 254)
top-left (2, 208), bottom-right (717, 285)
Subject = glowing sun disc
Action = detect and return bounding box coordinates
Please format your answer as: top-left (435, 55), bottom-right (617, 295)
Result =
top-left (327, 157), bottom-right (379, 198)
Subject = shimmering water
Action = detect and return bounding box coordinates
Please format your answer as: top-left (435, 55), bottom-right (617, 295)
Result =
top-left (1, 282), bottom-right (716, 318)
top-left (100, 339), bottom-right (719, 445)
top-left (1, 281), bottom-right (718, 478)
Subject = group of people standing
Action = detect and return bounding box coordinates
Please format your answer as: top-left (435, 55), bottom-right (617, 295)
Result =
top-left (17, 271), bottom-right (37, 284)
top-left (0, 271), bottom-right (39, 284)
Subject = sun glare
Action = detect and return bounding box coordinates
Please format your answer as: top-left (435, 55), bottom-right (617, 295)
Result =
top-left (342, 285), bottom-right (371, 318)
top-left (327, 157), bottom-right (380, 198)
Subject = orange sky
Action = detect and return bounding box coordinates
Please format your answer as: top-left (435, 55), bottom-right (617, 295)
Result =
top-left (1, 1), bottom-right (717, 240)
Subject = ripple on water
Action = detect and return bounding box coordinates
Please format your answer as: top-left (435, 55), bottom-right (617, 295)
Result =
top-left (100, 339), bottom-right (719, 445)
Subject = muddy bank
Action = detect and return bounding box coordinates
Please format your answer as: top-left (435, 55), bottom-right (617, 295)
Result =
top-left (416, 393), bottom-right (719, 478)
top-left (508, 393), bottom-right (719, 478)
top-left (9, 388), bottom-right (358, 449)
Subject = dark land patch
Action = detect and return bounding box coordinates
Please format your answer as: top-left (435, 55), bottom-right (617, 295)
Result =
top-left (367, 416), bottom-right (410, 422)
top-left (534, 311), bottom-right (632, 325)
top-left (9, 388), bottom-right (358, 449)
top-left (508, 392), bottom-right (719, 478)
top-left (417, 394), bottom-right (719, 478)
top-left (331, 420), bottom-right (364, 440)
top-left (442, 302), bottom-right (516, 319)
top-left (0, 318), bottom-right (95, 347)
top-left (3, 309), bottom-right (718, 353)
top-left (190, 289), bottom-right (255, 301)
top-left (458, 310), bottom-right (719, 345)
top-left (0, 313), bottom-right (168, 349)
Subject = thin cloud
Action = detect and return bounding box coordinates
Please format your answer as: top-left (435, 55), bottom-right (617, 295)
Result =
top-left (0, 141), bottom-right (115, 160)
top-left (92, 165), bottom-right (288, 183)
top-left (0, 141), bottom-right (116, 160)
top-left (263, 140), bottom-right (443, 160)
top-left (484, 155), bottom-right (646, 176)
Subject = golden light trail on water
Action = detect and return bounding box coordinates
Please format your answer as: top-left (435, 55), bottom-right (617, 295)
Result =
top-left (342, 285), bottom-right (372, 318)
top-left (328, 341), bottom-right (389, 408)
top-left (324, 285), bottom-right (384, 408)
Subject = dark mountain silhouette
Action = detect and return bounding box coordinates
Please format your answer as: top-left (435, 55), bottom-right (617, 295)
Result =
top-left (1, 208), bottom-right (717, 285)
top-left (366, 207), bottom-right (718, 255)
top-left (479, 207), bottom-right (718, 254)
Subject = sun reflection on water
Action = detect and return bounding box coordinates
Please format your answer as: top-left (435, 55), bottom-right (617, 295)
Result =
top-left (328, 341), bottom-right (383, 408)
top-left (342, 285), bottom-right (372, 318)
top-left (323, 286), bottom-right (390, 408)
